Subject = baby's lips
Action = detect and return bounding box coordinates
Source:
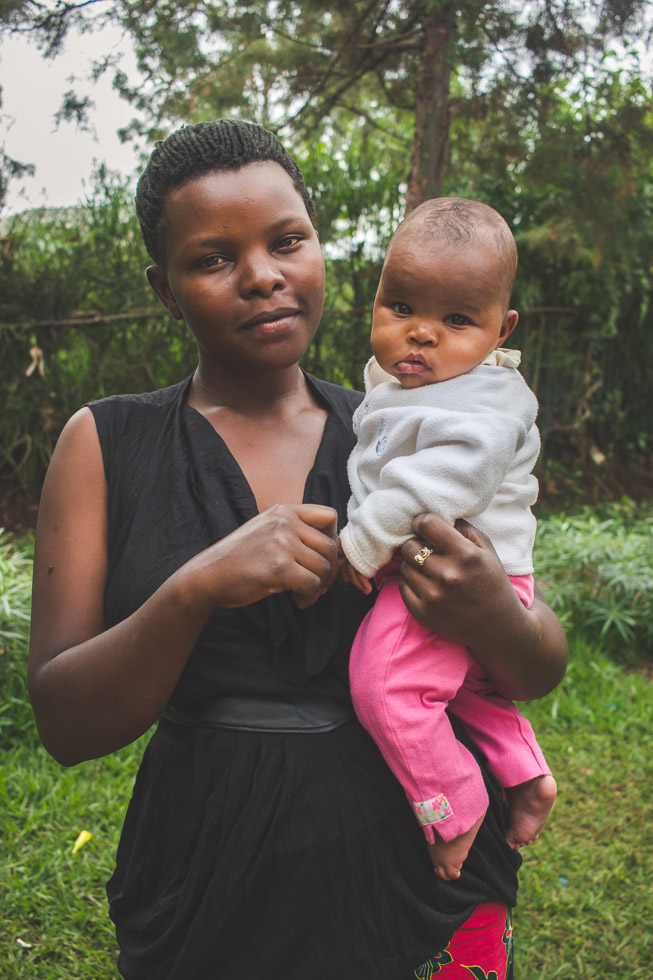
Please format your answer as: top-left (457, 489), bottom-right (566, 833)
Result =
top-left (396, 358), bottom-right (428, 374)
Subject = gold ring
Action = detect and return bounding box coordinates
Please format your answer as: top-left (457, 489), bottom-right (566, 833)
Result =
top-left (413, 546), bottom-right (433, 568)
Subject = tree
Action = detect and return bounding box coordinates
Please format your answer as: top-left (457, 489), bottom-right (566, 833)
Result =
top-left (103, 0), bottom-right (652, 210)
top-left (3, 1), bottom-right (650, 210)
top-left (1, 0), bottom-right (652, 497)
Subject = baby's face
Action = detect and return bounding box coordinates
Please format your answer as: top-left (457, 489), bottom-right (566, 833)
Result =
top-left (371, 234), bottom-right (518, 388)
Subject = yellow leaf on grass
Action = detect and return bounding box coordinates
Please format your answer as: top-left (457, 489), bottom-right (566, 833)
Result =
top-left (72, 830), bottom-right (92, 854)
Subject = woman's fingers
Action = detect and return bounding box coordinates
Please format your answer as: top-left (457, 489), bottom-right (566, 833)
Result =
top-left (403, 513), bottom-right (491, 558)
top-left (398, 512), bottom-right (511, 643)
top-left (277, 504), bottom-right (339, 598)
top-left (295, 503), bottom-right (338, 538)
top-left (195, 503), bottom-right (339, 609)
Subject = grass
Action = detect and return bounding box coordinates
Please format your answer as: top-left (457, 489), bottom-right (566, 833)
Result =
top-left (1, 507), bottom-right (652, 977)
top-left (517, 644), bottom-right (653, 978)
top-left (1, 734), bottom-right (145, 978)
top-left (3, 646), bottom-right (651, 978)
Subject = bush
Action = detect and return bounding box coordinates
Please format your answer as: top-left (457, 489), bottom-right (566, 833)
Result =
top-left (535, 501), bottom-right (653, 665)
top-left (0, 529), bottom-right (35, 744)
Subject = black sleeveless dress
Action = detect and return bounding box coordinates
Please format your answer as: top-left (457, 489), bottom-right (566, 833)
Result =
top-left (88, 373), bottom-right (520, 980)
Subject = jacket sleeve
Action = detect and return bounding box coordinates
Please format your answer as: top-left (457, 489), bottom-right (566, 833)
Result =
top-left (339, 384), bottom-right (537, 577)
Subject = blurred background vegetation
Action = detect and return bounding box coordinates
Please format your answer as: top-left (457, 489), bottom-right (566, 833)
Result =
top-left (1, 0), bottom-right (652, 520)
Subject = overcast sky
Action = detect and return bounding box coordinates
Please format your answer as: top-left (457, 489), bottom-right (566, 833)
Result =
top-left (1, 21), bottom-right (142, 215)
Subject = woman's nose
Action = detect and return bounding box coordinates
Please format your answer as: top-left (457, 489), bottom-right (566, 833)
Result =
top-left (239, 249), bottom-right (285, 296)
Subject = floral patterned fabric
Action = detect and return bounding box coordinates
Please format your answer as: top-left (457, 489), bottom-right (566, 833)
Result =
top-left (414, 903), bottom-right (514, 980)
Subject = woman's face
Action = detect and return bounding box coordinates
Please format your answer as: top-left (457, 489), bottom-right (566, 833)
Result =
top-left (148, 162), bottom-right (325, 381)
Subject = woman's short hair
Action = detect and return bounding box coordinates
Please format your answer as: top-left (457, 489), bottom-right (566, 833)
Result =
top-left (135, 119), bottom-right (315, 266)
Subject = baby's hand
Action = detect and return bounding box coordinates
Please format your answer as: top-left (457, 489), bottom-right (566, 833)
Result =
top-left (335, 536), bottom-right (373, 594)
top-left (347, 563), bottom-right (373, 595)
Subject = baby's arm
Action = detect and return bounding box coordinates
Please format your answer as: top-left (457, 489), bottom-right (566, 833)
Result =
top-left (341, 386), bottom-right (535, 577)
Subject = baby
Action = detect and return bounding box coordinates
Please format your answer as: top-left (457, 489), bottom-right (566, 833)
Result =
top-left (338, 198), bottom-right (557, 881)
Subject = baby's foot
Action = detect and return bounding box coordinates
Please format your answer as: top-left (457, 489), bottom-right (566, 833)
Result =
top-left (505, 774), bottom-right (557, 850)
top-left (426, 812), bottom-right (486, 882)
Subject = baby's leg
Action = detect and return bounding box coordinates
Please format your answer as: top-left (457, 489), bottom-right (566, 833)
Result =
top-left (450, 572), bottom-right (556, 849)
top-left (426, 811), bottom-right (486, 881)
top-left (349, 574), bottom-right (489, 881)
top-left (451, 674), bottom-right (556, 849)
top-left (505, 774), bottom-right (557, 850)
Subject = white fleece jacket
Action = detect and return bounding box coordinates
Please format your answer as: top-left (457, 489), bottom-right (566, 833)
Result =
top-left (339, 352), bottom-right (540, 578)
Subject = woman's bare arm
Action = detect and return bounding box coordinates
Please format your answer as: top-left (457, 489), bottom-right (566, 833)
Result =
top-left (398, 514), bottom-right (567, 702)
top-left (28, 408), bottom-right (338, 766)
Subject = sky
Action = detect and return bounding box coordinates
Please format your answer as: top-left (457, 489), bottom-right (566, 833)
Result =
top-left (0, 21), bottom-right (142, 216)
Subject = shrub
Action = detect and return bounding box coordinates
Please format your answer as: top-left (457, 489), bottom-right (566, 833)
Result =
top-left (0, 529), bottom-right (35, 743)
top-left (535, 501), bottom-right (653, 665)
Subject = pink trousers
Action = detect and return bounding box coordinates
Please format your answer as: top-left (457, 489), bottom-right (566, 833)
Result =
top-left (349, 569), bottom-right (550, 843)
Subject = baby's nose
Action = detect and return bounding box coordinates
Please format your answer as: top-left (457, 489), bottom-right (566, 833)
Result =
top-left (409, 321), bottom-right (437, 344)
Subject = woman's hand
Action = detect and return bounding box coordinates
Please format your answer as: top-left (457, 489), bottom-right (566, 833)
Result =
top-left (183, 503), bottom-right (339, 612)
top-left (398, 514), bottom-right (567, 701)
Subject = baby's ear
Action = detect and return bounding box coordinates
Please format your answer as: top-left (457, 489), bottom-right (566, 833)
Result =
top-left (146, 266), bottom-right (183, 320)
top-left (497, 309), bottom-right (519, 344)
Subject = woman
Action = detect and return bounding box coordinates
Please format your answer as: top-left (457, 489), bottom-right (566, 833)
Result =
top-left (28, 120), bottom-right (566, 979)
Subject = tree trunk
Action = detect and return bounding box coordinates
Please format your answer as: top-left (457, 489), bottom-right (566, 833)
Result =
top-left (405, 1), bottom-right (456, 214)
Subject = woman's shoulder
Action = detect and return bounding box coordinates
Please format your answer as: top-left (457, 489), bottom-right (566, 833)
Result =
top-left (87, 377), bottom-right (191, 419)
top-left (304, 373), bottom-right (364, 420)
top-left (85, 378), bottom-right (192, 477)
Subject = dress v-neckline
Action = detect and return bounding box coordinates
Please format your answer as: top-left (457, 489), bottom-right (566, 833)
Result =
top-left (181, 373), bottom-right (334, 517)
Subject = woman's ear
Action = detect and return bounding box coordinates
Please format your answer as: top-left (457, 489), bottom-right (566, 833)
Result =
top-left (497, 309), bottom-right (519, 346)
top-left (146, 266), bottom-right (183, 320)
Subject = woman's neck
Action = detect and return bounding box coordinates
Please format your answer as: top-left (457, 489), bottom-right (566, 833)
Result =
top-left (188, 360), bottom-right (329, 511)
top-left (189, 361), bottom-right (309, 419)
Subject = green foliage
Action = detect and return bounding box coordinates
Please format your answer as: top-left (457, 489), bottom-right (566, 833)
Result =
top-left (299, 116), bottom-right (410, 386)
top-left (0, 528), bottom-right (33, 742)
top-left (1, 6), bottom-right (652, 496)
top-left (535, 502), bottom-right (653, 665)
top-left (448, 67), bottom-right (653, 470)
top-left (0, 167), bottom-right (197, 493)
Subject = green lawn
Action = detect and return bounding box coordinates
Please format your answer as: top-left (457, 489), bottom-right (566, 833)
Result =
top-left (518, 645), bottom-right (653, 978)
top-left (1, 736), bottom-right (143, 978)
top-left (2, 641), bottom-right (651, 978)
top-left (2, 507), bottom-right (652, 978)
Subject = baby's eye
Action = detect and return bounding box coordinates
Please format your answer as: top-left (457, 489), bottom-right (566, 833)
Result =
top-left (392, 302), bottom-right (413, 316)
top-left (445, 313), bottom-right (472, 327)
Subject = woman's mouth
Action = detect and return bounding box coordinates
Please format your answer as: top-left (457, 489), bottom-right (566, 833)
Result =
top-left (241, 308), bottom-right (299, 334)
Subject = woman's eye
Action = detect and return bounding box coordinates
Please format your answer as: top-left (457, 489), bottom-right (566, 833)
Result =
top-left (445, 313), bottom-right (472, 327)
top-left (197, 254), bottom-right (228, 269)
top-left (392, 302), bottom-right (413, 316)
top-left (276, 234), bottom-right (303, 249)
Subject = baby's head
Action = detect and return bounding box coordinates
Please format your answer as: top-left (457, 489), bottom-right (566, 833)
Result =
top-left (371, 197), bottom-right (519, 388)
